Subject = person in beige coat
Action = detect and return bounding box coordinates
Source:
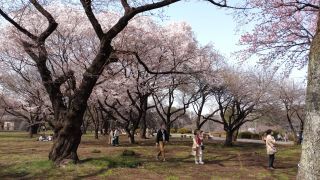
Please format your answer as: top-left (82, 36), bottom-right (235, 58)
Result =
top-left (192, 130), bottom-right (204, 165)
top-left (265, 129), bottom-right (277, 169)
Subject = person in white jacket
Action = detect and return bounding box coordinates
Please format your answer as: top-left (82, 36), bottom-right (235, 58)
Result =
top-left (265, 129), bottom-right (277, 169)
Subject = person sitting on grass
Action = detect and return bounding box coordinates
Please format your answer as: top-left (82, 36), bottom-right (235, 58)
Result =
top-left (47, 134), bottom-right (53, 141)
top-left (38, 134), bottom-right (46, 141)
top-left (156, 124), bottom-right (169, 162)
top-left (265, 129), bottom-right (277, 170)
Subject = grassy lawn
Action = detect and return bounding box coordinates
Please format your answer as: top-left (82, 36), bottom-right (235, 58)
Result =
top-left (0, 132), bottom-right (300, 179)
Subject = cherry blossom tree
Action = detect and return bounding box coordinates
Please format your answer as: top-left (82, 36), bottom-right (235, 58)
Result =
top-left (0, 66), bottom-right (52, 137)
top-left (203, 68), bottom-right (274, 146)
top-left (277, 80), bottom-right (306, 145)
top-left (0, 0), bottom-right (247, 165)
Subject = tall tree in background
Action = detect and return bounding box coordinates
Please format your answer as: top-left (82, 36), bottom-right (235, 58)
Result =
top-left (205, 69), bottom-right (273, 146)
top-left (279, 81), bottom-right (305, 145)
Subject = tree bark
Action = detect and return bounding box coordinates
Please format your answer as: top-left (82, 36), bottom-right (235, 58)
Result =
top-left (140, 115), bottom-right (147, 139)
top-left (166, 124), bottom-right (171, 137)
top-left (94, 129), bottom-right (99, 139)
top-left (224, 130), bottom-right (234, 146)
top-left (49, 114), bottom-right (83, 165)
top-left (297, 12), bottom-right (320, 179)
top-left (128, 130), bottom-right (135, 144)
top-left (29, 124), bottom-right (39, 138)
top-left (139, 95), bottom-right (148, 139)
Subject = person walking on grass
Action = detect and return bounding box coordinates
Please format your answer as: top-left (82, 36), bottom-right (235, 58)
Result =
top-left (265, 129), bottom-right (277, 170)
top-left (192, 130), bottom-right (204, 165)
top-left (156, 124), bottom-right (169, 161)
top-left (109, 128), bottom-right (114, 145)
top-left (113, 127), bottom-right (120, 146)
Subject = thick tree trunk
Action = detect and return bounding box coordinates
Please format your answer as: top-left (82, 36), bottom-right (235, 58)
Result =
top-left (297, 12), bottom-right (320, 179)
top-left (196, 117), bottom-right (201, 130)
top-left (103, 120), bottom-right (109, 135)
top-left (129, 134), bottom-right (135, 144)
top-left (166, 124), bottom-right (171, 136)
top-left (224, 130), bottom-right (234, 146)
top-left (29, 124), bottom-right (39, 138)
top-left (29, 127), bottom-right (34, 138)
top-left (49, 107), bottom-right (85, 165)
top-left (49, 123), bottom-right (82, 165)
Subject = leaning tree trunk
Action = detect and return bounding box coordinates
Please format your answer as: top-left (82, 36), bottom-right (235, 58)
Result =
top-left (286, 114), bottom-right (299, 144)
top-left (297, 12), bottom-right (320, 179)
top-left (224, 130), bottom-right (234, 147)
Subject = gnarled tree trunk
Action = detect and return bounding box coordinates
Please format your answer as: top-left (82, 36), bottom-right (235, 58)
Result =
top-left (49, 113), bottom-right (83, 165)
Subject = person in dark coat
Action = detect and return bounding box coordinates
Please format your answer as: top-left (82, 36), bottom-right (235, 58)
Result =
top-left (156, 124), bottom-right (169, 161)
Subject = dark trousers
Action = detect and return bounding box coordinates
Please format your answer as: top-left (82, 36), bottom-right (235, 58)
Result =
top-left (112, 136), bottom-right (119, 146)
top-left (268, 154), bottom-right (275, 168)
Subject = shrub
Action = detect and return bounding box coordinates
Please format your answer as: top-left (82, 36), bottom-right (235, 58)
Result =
top-left (238, 131), bottom-right (261, 140)
top-left (251, 133), bottom-right (261, 140)
top-left (177, 128), bottom-right (192, 134)
top-left (238, 131), bottom-right (252, 139)
top-left (170, 128), bottom-right (177, 134)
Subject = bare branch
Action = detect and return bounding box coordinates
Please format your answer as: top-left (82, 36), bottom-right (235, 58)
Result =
top-left (0, 8), bottom-right (37, 40)
top-left (80, 0), bottom-right (104, 40)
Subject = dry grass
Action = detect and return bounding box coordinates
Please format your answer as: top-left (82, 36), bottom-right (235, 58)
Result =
top-left (0, 132), bottom-right (300, 179)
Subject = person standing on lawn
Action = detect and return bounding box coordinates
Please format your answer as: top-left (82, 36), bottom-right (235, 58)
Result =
top-left (265, 129), bottom-right (277, 169)
top-left (109, 128), bottom-right (114, 145)
top-left (113, 127), bottom-right (120, 146)
top-left (156, 124), bottom-right (169, 161)
top-left (192, 130), bottom-right (204, 165)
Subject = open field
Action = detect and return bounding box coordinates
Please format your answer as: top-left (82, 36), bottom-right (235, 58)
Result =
top-left (0, 132), bottom-right (301, 179)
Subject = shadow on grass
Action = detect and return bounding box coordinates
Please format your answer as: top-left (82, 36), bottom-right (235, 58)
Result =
top-left (77, 155), bottom-right (142, 179)
top-left (0, 155), bottom-right (141, 179)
